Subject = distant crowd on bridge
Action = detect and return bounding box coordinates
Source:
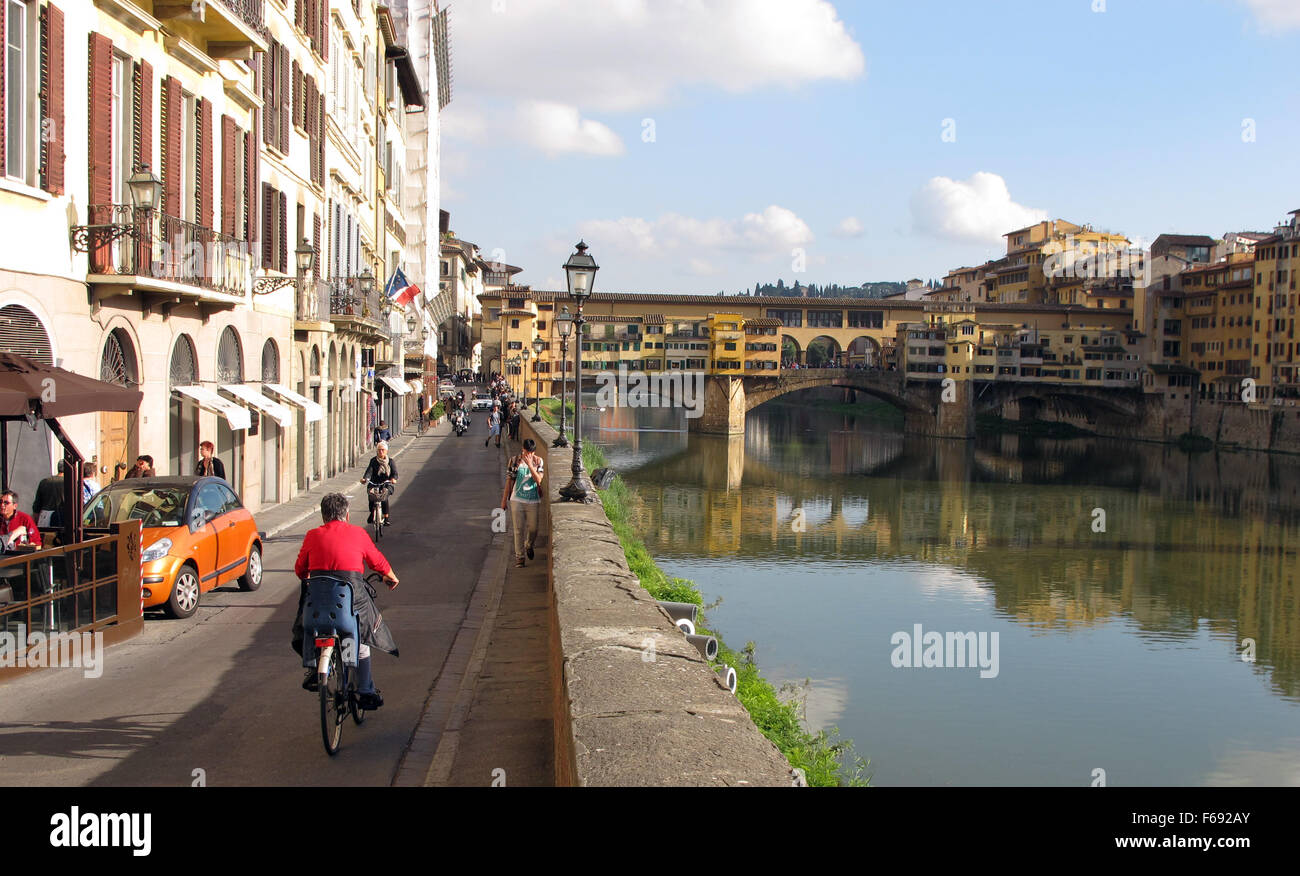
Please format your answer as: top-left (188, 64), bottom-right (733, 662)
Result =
top-left (781, 358), bottom-right (895, 372)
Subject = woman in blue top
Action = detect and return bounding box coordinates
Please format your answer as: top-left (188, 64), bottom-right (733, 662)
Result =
top-left (500, 438), bottom-right (544, 567)
top-left (484, 404), bottom-right (502, 448)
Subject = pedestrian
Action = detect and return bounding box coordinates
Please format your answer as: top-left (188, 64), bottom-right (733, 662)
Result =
top-left (508, 402), bottom-right (522, 442)
top-left (124, 455), bottom-right (154, 479)
top-left (373, 420), bottom-right (392, 445)
top-left (417, 393), bottom-right (427, 432)
top-left (501, 439), bottom-right (544, 568)
top-left (195, 441), bottom-right (226, 479)
top-left (81, 461), bottom-right (101, 505)
top-left (32, 460), bottom-right (66, 527)
top-left (485, 404), bottom-right (502, 448)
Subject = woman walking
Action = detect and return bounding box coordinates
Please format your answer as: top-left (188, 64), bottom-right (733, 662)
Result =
top-left (501, 439), bottom-right (544, 568)
top-left (485, 404), bottom-right (502, 448)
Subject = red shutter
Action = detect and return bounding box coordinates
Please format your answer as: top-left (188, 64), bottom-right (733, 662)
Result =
top-left (278, 190), bottom-right (288, 273)
top-left (87, 34), bottom-right (113, 206)
top-left (317, 92), bottom-right (325, 187)
top-left (322, 2), bottom-right (329, 62)
top-left (136, 60), bottom-right (153, 176)
top-left (279, 45), bottom-right (290, 152)
top-left (40, 3), bottom-right (65, 194)
top-left (161, 76), bottom-right (182, 218)
top-left (261, 182), bottom-right (274, 268)
top-left (220, 115), bottom-right (236, 236)
top-left (245, 129), bottom-right (257, 244)
top-left (261, 50), bottom-right (273, 145)
top-left (0, 0), bottom-right (5, 177)
top-left (313, 213), bottom-right (321, 281)
top-left (198, 98), bottom-right (213, 229)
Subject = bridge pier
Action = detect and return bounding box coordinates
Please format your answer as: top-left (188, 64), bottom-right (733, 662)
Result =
top-left (690, 375), bottom-right (747, 435)
top-left (903, 379), bottom-right (975, 439)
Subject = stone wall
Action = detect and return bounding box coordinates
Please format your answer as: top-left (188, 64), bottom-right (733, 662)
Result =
top-left (518, 416), bottom-right (797, 786)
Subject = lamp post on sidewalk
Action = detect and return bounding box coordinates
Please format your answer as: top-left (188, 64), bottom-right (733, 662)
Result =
top-left (559, 241), bottom-right (598, 503)
top-left (553, 306), bottom-right (572, 448)
top-left (520, 347), bottom-right (531, 408)
top-left (531, 336), bottom-right (544, 421)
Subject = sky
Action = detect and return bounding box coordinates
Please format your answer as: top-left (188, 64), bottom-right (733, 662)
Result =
top-left (438, 0), bottom-right (1300, 294)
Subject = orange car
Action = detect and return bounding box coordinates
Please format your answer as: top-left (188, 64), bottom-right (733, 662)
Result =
top-left (83, 476), bottom-right (263, 618)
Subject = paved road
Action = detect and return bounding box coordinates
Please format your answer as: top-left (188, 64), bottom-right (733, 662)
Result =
top-left (0, 416), bottom-right (507, 786)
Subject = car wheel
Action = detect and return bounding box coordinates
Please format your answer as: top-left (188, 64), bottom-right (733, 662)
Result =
top-left (238, 544), bottom-right (263, 592)
top-left (165, 565), bottom-right (201, 619)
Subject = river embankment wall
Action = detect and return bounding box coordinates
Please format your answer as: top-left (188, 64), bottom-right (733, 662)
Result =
top-left (517, 416), bottom-right (796, 786)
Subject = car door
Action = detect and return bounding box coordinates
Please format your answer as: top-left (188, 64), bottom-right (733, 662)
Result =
top-left (214, 482), bottom-right (251, 583)
top-left (194, 482), bottom-right (239, 589)
top-left (186, 485), bottom-right (221, 591)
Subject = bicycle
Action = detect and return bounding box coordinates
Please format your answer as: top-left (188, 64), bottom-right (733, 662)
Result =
top-left (303, 573), bottom-right (383, 756)
top-left (364, 479), bottom-right (394, 543)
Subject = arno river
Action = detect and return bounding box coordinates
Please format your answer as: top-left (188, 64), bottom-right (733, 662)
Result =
top-left (579, 395), bottom-right (1300, 786)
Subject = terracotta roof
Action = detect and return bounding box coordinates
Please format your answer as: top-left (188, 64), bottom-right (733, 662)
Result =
top-left (585, 315), bottom-right (642, 323)
top-left (745, 318), bottom-right (784, 328)
top-left (643, 313), bottom-right (665, 324)
top-left (499, 309), bottom-right (534, 317)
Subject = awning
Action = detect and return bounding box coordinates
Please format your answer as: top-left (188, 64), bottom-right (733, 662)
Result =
top-left (220, 384), bottom-right (294, 428)
top-left (379, 376), bottom-right (411, 395)
top-left (408, 379), bottom-right (423, 395)
top-left (263, 383), bottom-right (325, 423)
top-left (172, 385), bottom-right (252, 431)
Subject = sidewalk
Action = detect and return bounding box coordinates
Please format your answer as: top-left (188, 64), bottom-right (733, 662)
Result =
top-left (257, 419), bottom-right (439, 538)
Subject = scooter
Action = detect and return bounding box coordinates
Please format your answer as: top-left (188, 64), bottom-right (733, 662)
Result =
top-left (453, 410), bottom-right (468, 437)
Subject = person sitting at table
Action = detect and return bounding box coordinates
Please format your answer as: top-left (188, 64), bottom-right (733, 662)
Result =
top-left (0, 490), bottom-right (41, 549)
top-left (195, 441), bottom-right (226, 479)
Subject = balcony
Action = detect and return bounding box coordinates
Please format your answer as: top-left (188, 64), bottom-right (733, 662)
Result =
top-left (294, 279), bottom-right (332, 330)
top-left (150, 0), bottom-right (269, 51)
top-left (328, 278), bottom-right (388, 339)
top-left (80, 204), bottom-right (250, 316)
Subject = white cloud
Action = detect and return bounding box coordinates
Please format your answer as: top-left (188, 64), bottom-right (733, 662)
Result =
top-left (516, 101), bottom-right (625, 157)
top-left (578, 206), bottom-right (814, 259)
top-left (1240, 0), bottom-right (1300, 31)
top-left (910, 172), bottom-right (1048, 244)
top-left (834, 216), bottom-right (865, 238)
top-left (687, 258), bottom-right (720, 277)
top-left (450, 0), bottom-right (865, 112)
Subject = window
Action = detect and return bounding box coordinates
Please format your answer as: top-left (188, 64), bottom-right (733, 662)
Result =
top-left (4, 0), bottom-right (34, 183)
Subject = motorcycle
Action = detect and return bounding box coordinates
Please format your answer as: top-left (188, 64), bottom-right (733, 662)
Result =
top-left (452, 410), bottom-right (469, 436)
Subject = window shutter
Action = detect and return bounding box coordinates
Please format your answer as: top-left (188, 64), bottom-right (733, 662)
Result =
top-left (292, 60), bottom-right (300, 129)
top-left (161, 76), bottom-right (181, 217)
top-left (134, 60), bottom-right (152, 176)
top-left (0, 0), bottom-right (5, 177)
top-left (261, 50), bottom-right (273, 145)
top-left (220, 115), bottom-right (236, 236)
top-left (39, 3), bottom-right (64, 194)
top-left (87, 34), bottom-right (113, 206)
top-left (322, 2), bottom-right (329, 62)
top-left (261, 182), bottom-right (274, 268)
top-left (313, 213), bottom-right (321, 281)
top-left (317, 91), bottom-right (325, 187)
top-left (278, 190), bottom-right (288, 272)
top-left (279, 45), bottom-right (290, 152)
top-left (245, 129), bottom-right (257, 244)
top-left (198, 98), bottom-right (213, 229)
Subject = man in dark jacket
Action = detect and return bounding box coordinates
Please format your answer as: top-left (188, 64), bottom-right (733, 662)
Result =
top-left (32, 460), bottom-right (66, 527)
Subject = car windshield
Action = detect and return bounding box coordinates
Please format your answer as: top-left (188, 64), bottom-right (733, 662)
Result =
top-left (83, 486), bottom-right (190, 528)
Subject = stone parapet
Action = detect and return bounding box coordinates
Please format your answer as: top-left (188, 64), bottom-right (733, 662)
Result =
top-left (518, 417), bottom-right (796, 786)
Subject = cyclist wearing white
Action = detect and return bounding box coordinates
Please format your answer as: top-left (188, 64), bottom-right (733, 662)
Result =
top-left (360, 441), bottom-right (398, 525)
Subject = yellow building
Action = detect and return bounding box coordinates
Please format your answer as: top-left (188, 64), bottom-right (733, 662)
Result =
top-left (1250, 210), bottom-right (1300, 404)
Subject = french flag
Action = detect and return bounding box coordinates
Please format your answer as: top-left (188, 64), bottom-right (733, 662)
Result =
top-left (385, 267), bottom-right (422, 307)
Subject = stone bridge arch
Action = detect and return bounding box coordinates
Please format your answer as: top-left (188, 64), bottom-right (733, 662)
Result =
top-left (974, 382), bottom-right (1145, 422)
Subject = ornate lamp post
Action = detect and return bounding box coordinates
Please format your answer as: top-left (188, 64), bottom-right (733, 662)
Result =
top-left (559, 241), bottom-right (598, 503)
top-left (553, 306), bottom-right (572, 447)
top-left (520, 347), bottom-right (531, 407)
top-left (70, 164), bottom-right (163, 253)
top-left (531, 336), bottom-right (545, 421)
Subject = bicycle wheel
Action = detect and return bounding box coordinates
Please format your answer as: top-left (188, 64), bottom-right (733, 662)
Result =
top-left (319, 645), bottom-right (345, 755)
top-left (349, 683), bottom-right (367, 726)
top-left (372, 499), bottom-right (382, 542)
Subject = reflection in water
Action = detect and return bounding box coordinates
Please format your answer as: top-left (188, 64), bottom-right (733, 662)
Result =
top-left (580, 397), bottom-right (1300, 784)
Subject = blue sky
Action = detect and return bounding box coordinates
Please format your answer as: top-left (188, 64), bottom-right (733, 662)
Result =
top-left (439, 0), bottom-right (1300, 293)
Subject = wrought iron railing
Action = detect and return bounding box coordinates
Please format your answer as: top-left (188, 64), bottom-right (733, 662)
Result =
top-left (328, 277), bottom-right (384, 324)
top-left (297, 279), bottom-right (331, 323)
top-left (83, 204), bottom-right (250, 298)
top-left (213, 0), bottom-right (268, 40)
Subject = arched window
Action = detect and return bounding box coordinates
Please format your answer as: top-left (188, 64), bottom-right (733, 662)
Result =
top-left (0, 304), bottom-right (53, 364)
top-left (309, 345), bottom-right (321, 377)
top-left (261, 339), bottom-right (280, 384)
top-left (218, 326), bottom-right (244, 384)
top-left (170, 335), bottom-right (198, 388)
top-left (100, 328), bottom-right (139, 386)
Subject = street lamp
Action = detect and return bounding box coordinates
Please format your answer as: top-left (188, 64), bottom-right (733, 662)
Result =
top-left (70, 163), bottom-right (164, 253)
top-left (127, 164), bottom-right (163, 213)
top-left (560, 241), bottom-right (598, 503)
top-left (253, 237), bottom-right (315, 295)
top-left (553, 306), bottom-right (572, 447)
top-left (521, 347), bottom-right (531, 408)
top-left (531, 336), bottom-right (545, 421)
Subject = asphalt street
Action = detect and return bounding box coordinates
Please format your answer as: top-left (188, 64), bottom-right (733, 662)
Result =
top-left (0, 414), bottom-right (507, 786)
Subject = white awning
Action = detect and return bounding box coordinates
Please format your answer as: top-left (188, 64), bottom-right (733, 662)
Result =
top-left (173, 385), bottom-right (252, 431)
top-left (220, 384), bottom-right (294, 428)
top-left (408, 379), bottom-right (423, 395)
top-left (379, 375), bottom-right (411, 395)
top-left (263, 383), bottom-right (324, 423)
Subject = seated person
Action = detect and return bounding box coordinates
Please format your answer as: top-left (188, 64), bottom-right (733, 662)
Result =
top-left (0, 490), bottom-right (42, 549)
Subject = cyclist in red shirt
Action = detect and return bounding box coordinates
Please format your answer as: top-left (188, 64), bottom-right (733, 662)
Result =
top-left (293, 492), bottom-right (399, 709)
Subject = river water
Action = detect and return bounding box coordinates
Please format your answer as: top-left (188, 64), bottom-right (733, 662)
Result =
top-left (578, 395), bottom-right (1300, 786)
